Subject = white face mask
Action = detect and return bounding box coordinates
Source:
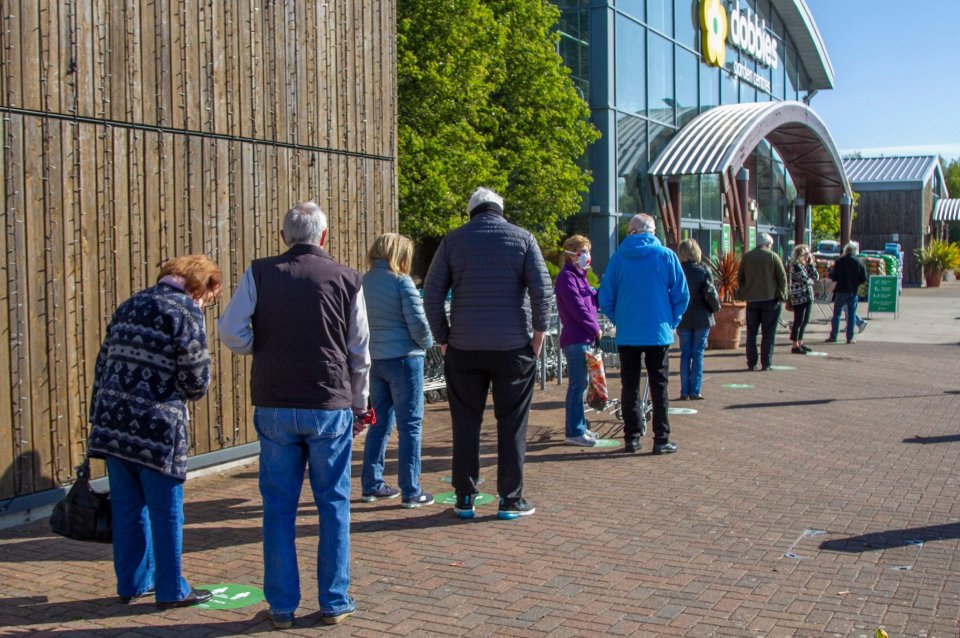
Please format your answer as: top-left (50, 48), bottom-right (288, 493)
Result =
top-left (578, 251), bottom-right (591, 270)
top-left (566, 249), bottom-right (591, 270)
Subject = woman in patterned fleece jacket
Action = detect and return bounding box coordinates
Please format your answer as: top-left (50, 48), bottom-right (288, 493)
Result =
top-left (88, 255), bottom-right (221, 609)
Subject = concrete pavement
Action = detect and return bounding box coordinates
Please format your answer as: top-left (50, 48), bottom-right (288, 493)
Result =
top-left (1, 282), bottom-right (958, 637)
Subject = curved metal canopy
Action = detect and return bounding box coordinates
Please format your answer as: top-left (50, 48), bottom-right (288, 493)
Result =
top-left (933, 199), bottom-right (960, 222)
top-left (648, 101), bottom-right (851, 204)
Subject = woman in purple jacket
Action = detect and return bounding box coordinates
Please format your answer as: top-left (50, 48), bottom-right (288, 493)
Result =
top-left (555, 235), bottom-right (602, 447)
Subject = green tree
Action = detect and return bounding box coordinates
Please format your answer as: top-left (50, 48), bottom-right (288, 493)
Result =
top-left (810, 192), bottom-right (859, 243)
top-left (940, 156), bottom-right (960, 198)
top-left (397, 0), bottom-right (598, 248)
top-left (480, 0), bottom-right (599, 246)
top-left (939, 157), bottom-right (960, 243)
top-left (397, 0), bottom-right (501, 240)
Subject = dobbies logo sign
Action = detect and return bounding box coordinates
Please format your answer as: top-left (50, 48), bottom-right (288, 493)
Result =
top-left (700, 0), bottom-right (728, 68)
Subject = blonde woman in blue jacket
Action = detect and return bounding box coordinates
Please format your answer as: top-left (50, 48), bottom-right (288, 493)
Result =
top-left (360, 233), bottom-right (435, 507)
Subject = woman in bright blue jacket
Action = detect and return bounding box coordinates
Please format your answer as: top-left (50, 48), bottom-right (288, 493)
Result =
top-left (360, 233), bottom-right (435, 507)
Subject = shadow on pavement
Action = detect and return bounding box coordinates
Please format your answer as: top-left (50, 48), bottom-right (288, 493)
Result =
top-left (0, 595), bottom-right (155, 628)
top-left (725, 391), bottom-right (954, 410)
top-left (903, 433), bottom-right (960, 444)
top-left (819, 522), bottom-right (960, 553)
top-left (0, 597), bottom-right (277, 633)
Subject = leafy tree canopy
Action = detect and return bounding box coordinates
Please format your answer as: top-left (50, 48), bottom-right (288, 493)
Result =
top-left (810, 191), bottom-right (859, 243)
top-left (397, 0), bottom-right (599, 249)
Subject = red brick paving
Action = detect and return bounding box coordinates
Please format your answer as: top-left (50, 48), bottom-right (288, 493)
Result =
top-left (1, 287), bottom-right (959, 636)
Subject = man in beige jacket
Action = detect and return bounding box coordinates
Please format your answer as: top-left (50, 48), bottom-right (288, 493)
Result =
top-left (736, 233), bottom-right (787, 371)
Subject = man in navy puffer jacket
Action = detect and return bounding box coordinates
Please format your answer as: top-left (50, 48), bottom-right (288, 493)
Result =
top-left (599, 214), bottom-right (689, 455)
top-left (423, 187), bottom-right (552, 520)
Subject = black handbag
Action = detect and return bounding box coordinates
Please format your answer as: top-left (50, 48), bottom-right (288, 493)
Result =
top-left (49, 459), bottom-right (112, 543)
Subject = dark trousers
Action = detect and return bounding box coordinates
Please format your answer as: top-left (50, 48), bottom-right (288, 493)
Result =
top-left (745, 299), bottom-right (781, 369)
top-left (618, 345), bottom-right (670, 445)
top-left (790, 302), bottom-right (812, 342)
top-left (444, 345), bottom-right (536, 502)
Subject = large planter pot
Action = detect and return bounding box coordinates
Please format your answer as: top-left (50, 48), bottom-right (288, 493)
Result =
top-left (924, 269), bottom-right (943, 288)
top-left (708, 301), bottom-right (747, 350)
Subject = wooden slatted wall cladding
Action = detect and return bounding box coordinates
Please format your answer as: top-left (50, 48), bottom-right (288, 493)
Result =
top-left (0, 0), bottom-right (398, 500)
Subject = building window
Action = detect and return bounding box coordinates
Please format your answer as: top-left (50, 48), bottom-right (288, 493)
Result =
top-left (700, 65), bottom-right (719, 112)
top-left (647, 0), bottom-right (673, 36)
top-left (617, 0), bottom-right (645, 22)
top-left (676, 48), bottom-right (698, 126)
top-left (702, 174), bottom-right (722, 221)
top-left (675, 0), bottom-right (698, 51)
top-left (557, 6), bottom-right (590, 100)
top-left (616, 114), bottom-right (648, 214)
top-left (615, 17), bottom-right (646, 116)
top-left (647, 33), bottom-right (674, 124)
top-left (681, 175), bottom-right (701, 220)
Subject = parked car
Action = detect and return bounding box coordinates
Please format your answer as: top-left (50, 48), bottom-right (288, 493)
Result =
top-left (816, 240), bottom-right (840, 255)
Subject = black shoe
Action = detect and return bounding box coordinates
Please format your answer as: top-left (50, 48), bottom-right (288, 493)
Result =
top-left (824, 337), bottom-right (837, 343)
top-left (497, 498), bottom-right (535, 519)
top-left (119, 588), bottom-right (155, 604)
top-left (652, 442), bottom-right (678, 455)
top-left (453, 492), bottom-right (477, 519)
top-left (155, 589), bottom-right (213, 610)
top-left (689, 394), bottom-right (705, 401)
top-left (748, 364), bottom-right (760, 371)
top-left (624, 438), bottom-right (640, 453)
top-left (791, 346), bottom-right (805, 354)
top-left (761, 366), bottom-right (772, 371)
top-left (800, 344), bottom-right (812, 353)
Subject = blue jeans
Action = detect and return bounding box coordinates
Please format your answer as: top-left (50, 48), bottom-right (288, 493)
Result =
top-left (106, 456), bottom-right (190, 603)
top-left (255, 407), bottom-right (355, 617)
top-left (830, 292), bottom-right (859, 341)
top-left (677, 328), bottom-right (709, 397)
top-left (562, 343), bottom-right (590, 437)
top-left (361, 355), bottom-right (425, 499)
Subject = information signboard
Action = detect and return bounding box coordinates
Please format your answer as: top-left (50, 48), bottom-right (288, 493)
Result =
top-left (748, 227), bottom-right (756, 250)
top-left (722, 224), bottom-right (731, 253)
top-left (867, 275), bottom-right (898, 316)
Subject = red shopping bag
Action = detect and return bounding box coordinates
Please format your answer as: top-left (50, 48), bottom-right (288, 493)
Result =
top-left (585, 347), bottom-right (608, 410)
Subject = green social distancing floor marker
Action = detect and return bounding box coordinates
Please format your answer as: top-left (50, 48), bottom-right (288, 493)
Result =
top-left (195, 584), bottom-right (265, 610)
top-left (805, 351), bottom-right (828, 357)
top-left (769, 365), bottom-right (796, 371)
top-left (721, 383), bottom-right (755, 389)
top-left (435, 491), bottom-right (495, 506)
top-left (668, 407), bottom-right (698, 415)
top-left (593, 438), bottom-right (621, 448)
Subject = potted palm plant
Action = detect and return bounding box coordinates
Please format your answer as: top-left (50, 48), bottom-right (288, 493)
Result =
top-left (707, 252), bottom-right (746, 349)
top-left (915, 240), bottom-right (960, 288)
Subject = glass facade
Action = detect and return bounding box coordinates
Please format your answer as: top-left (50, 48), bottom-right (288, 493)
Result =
top-left (555, 0), bottom-right (824, 263)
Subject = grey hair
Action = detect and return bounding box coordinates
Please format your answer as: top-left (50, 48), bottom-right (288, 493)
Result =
top-left (283, 201), bottom-right (328, 246)
top-left (467, 187), bottom-right (504, 215)
top-left (843, 241), bottom-right (859, 255)
top-left (758, 232), bottom-right (774, 247)
top-left (628, 213), bottom-right (656, 235)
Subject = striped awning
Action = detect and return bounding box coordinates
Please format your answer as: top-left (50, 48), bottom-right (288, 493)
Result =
top-left (933, 199), bottom-right (960, 222)
top-left (649, 101), bottom-right (850, 204)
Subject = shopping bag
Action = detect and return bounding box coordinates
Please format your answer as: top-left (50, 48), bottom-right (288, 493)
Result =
top-left (585, 347), bottom-right (608, 410)
top-left (49, 460), bottom-right (112, 543)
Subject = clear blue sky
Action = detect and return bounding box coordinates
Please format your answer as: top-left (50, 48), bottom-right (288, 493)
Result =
top-left (805, 0), bottom-right (960, 160)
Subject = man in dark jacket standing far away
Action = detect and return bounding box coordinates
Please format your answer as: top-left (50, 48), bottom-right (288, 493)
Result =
top-left (826, 241), bottom-right (868, 344)
top-left (423, 187), bottom-right (553, 521)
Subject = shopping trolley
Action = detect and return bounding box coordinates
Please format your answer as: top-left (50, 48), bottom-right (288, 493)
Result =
top-left (585, 313), bottom-right (652, 436)
top-left (423, 344), bottom-right (447, 403)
